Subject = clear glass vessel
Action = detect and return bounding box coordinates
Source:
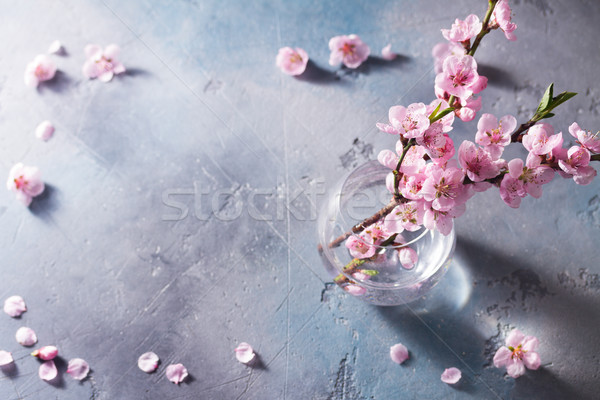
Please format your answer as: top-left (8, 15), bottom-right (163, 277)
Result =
top-left (318, 160), bottom-right (456, 306)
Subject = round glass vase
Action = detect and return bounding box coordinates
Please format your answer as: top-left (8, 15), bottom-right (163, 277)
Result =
top-left (318, 160), bottom-right (456, 306)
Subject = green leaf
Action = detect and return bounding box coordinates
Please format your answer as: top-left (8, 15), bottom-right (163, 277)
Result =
top-left (541, 112), bottom-right (555, 119)
top-left (428, 102), bottom-right (443, 122)
top-left (551, 91), bottom-right (577, 109)
top-left (537, 83), bottom-right (553, 113)
top-left (360, 269), bottom-right (380, 276)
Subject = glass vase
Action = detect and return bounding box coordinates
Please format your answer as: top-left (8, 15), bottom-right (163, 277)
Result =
top-left (318, 160), bottom-right (456, 306)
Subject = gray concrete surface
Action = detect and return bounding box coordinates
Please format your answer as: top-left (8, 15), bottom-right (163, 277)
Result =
top-left (0, 0), bottom-right (599, 399)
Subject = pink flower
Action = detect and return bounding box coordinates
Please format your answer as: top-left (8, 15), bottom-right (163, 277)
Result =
top-left (441, 367), bottom-right (462, 384)
top-left (384, 201), bottom-right (424, 233)
top-left (454, 95), bottom-right (482, 122)
top-left (432, 42), bottom-right (466, 74)
top-left (0, 350), bottom-right (13, 366)
top-left (434, 55), bottom-right (482, 100)
top-left (398, 247), bottom-right (418, 270)
top-left (431, 134), bottom-right (456, 165)
top-left (522, 123), bottom-right (562, 156)
top-left (138, 351), bottom-right (159, 373)
top-left (490, 0), bottom-right (517, 41)
top-left (493, 329), bottom-right (540, 378)
top-left (166, 363), bottom-right (188, 384)
top-left (421, 164), bottom-right (468, 212)
top-left (458, 141), bottom-right (504, 182)
top-left (417, 123), bottom-right (447, 157)
top-left (24, 55), bottom-right (57, 87)
top-left (328, 34), bottom-right (370, 69)
top-left (569, 122), bottom-right (600, 153)
top-left (381, 44), bottom-right (396, 60)
top-left (377, 103), bottom-right (430, 139)
top-left (39, 360), bottom-right (58, 381)
top-left (67, 358), bottom-right (90, 380)
top-left (35, 120), bottom-right (55, 141)
top-left (426, 99), bottom-right (455, 133)
top-left (423, 202), bottom-right (465, 235)
top-left (344, 284), bottom-right (366, 296)
top-left (499, 157), bottom-right (554, 207)
top-left (390, 343), bottom-right (409, 364)
top-left (235, 342), bottom-right (256, 364)
top-left (16, 327), bottom-right (38, 347)
top-left (558, 146), bottom-right (597, 185)
top-left (4, 295), bottom-right (27, 317)
top-left (6, 163), bottom-right (45, 206)
top-left (441, 14), bottom-right (482, 43)
top-left (83, 44), bottom-right (126, 82)
top-left (345, 234), bottom-right (376, 259)
top-left (32, 345), bottom-right (58, 361)
top-left (377, 149), bottom-right (399, 169)
top-left (276, 47), bottom-right (309, 76)
top-left (475, 113), bottom-right (517, 159)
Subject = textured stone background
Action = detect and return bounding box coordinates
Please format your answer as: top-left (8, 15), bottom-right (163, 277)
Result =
top-left (0, 0), bottom-right (599, 399)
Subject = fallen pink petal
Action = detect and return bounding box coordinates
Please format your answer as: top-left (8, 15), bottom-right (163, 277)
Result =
top-left (67, 358), bottom-right (90, 380)
top-left (24, 54), bottom-right (57, 87)
top-left (16, 327), bottom-right (38, 346)
top-left (0, 350), bottom-right (14, 366)
top-left (39, 360), bottom-right (58, 381)
top-left (3, 295), bottom-right (27, 317)
top-left (235, 342), bottom-right (256, 364)
top-left (32, 345), bottom-right (58, 361)
top-left (82, 44), bottom-right (126, 82)
top-left (35, 120), bottom-right (55, 141)
top-left (6, 163), bottom-right (45, 206)
top-left (381, 44), bottom-right (396, 60)
top-left (390, 343), bottom-right (409, 364)
top-left (138, 351), bottom-right (159, 373)
top-left (276, 47), bottom-right (309, 76)
top-left (441, 367), bottom-right (462, 384)
top-left (48, 40), bottom-right (64, 54)
top-left (165, 363), bottom-right (188, 384)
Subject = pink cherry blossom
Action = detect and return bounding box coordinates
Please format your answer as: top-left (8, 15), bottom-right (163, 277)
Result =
top-left (458, 141), bottom-right (504, 182)
top-left (235, 342), bottom-right (256, 364)
top-left (558, 146), bottom-right (597, 185)
top-left (0, 350), bottom-right (13, 366)
top-left (490, 0), bottom-right (517, 41)
top-left (421, 164), bottom-right (468, 212)
top-left (67, 358), bottom-right (90, 380)
top-left (426, 99), bottom-right (455, 133)
top-left (381, 44), bottom-right (396, 60)
top-left (569, 122), bottom-right (600, 153)
top-left (398, 247), bottom-right (418, 270)
top-left (4, 295), bottom-right (27, 317)
top-left (500, 157), bottom-right (554, 207)
top-left (434, 55), bottom-right (482, 100)
top-left (390, 343), bottom-right (409, 364)
top-left (423, 202), bottom-right (465, 235)
top-left (454, 95), bottom-right (482, 122)
top-left (493, 329), bottom-right (540, 378)
top-left (24, 54), bottom-right (57, 87)
top-left (441, 14), bottom-right (482, 43)
top-left (417, 123), bottom-right (447, 157)
top-left (399, 144), bottom-right (428, 175)
top-left (441, 367), bottom-right (462, 384)
top-left (16, 327), bottom-right (37, 346)
top-left (138, 351), bottom-right (159, 373)
top-left (6, 163), bottom-right (45, 206)
top-left (431, 134), bottom-right (456, 165)
top-left (522, 123), bottom-right (562, 156)
top-left (377, 149), bottom-right (399, 169)
top-left (398, 172), bottom-right (426, 200)
top-left (475, 113), bottom-right (517, 159)
top-left (384, 201), bottom-right (424, 233)
top-left (328, 34), bottom-right (370, 69)
top-left (344, 284), bottom-right (366, 296)
top-left (39, 360), bottom-right (58, 381)
top-left (432, 42), bottom-right (466, 74)
top-left (364, 221), bottom-right (392, 245)
top-left (276, 47), bottom-right (309, 76)
top-left (32, 345), bottom-right (58, 361)
top-left (378, 103), bottom-right (431, 139)
top-left (83, 44), bottom-right (126, 82)
top-left (35, 120), bottom-right (55, 141)
top-left (165, 363), bottom-right (188, 384)
top-left (345, 234), bottom-right (376, 259)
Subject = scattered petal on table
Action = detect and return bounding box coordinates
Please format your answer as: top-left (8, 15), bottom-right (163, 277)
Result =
top-left (138, 351), bottom-right (159, 373)
top-left (32, 345), bottom-right (58, 361)
top-left (39, 360), bottom-right (58, 381)
top-left (234, 342), bottom-right (256, 364)
top-left (390, 343), bottom-right (409, 364)
top-left (4, 295), bottom-right (27, 317)
top-left (0, 350), bottom-right (14, 366)
top-left (48, 40), bottom-right (64, 54)
top-left (165, 363), bottom-right (188, 384)
top-left (381, 44), bottom-right (397, 60)
top-left (441, 367), bottom-right (462, 384)
top-left (35, 121), bottom-right (55, 141)
top-left (67, 358), bottom-right (90, 380)
top-left (16, 327), bottom-right (37, 346)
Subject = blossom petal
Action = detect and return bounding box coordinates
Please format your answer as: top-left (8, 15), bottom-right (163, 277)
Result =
top-left (506, 329), bottom-right (525, 348)
top-left (381, 44), bottom-right (396, 60)
top-left (441, 367), bottom-right (462, 384)
top-left (521, 335), bottom-right (539, 352)
top-left (67, 358), bottom-right (90, 380)
top-left (32, 346), bottom-right (58, 361)
top-left (35, 121), bottom-right (55, 141)
top-left (506, 359), bottom-right (525, 378)
top-left (48, 40), bottom-right (63, 54)
top-left (235, 342), bottom-right (256, 364)
top-left (16, 327), bottom-right (37, 346)
top-left (138, 351), bottom-right (159, 373)
top-left (39, 360), bottom-right (58, 381)
top-left (523, 351), bottom-right (541, 370)
top-left (98, 71), bottom-right (114, 83)
top-left (493, 346), bottom-right (511, 368)
top-left (4, 295), bottom-right (27, 317)
top-left (0, 350), bottom-right (14, 366)
top-left (165, 363), bottom-right (188, 384)
top-left (84, 44), bottom-right (102, 59)
top-left (390, 343), bottom-right (409, 364)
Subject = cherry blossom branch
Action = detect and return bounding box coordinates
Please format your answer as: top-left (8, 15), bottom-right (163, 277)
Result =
top-left (334, 234), bottom-right (399, 284)
top-left (592, 154), bottom-right (600, 162)
top-left (467, 0), bottom-right (499, 56)
top-left (393, 139), bottom-right (416, 201)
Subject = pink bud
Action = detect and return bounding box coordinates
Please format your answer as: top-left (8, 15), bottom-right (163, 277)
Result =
top-left (32, 345), bottom-right (58, 361)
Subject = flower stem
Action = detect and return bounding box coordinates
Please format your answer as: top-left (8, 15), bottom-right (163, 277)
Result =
top-left (393, 139), bottom-right (415, 201)
top-left (510, 120), bottom-right (536, 142)
top-left (468, 0), bottom-right (499, 57)
top-left (592, 154), bottom-right (600, 162)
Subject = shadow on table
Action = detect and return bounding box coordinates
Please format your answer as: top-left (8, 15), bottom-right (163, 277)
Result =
top-left (0, 362), bottom-right (18, 378)
top-left (39, 71), bottom-right (72, 94)
top-left (30, 183), bottom-right (59, 217)
top-left (296, 55), bottom-right (410, 84)
top-left (477, 64), bottom-right (519, 89)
